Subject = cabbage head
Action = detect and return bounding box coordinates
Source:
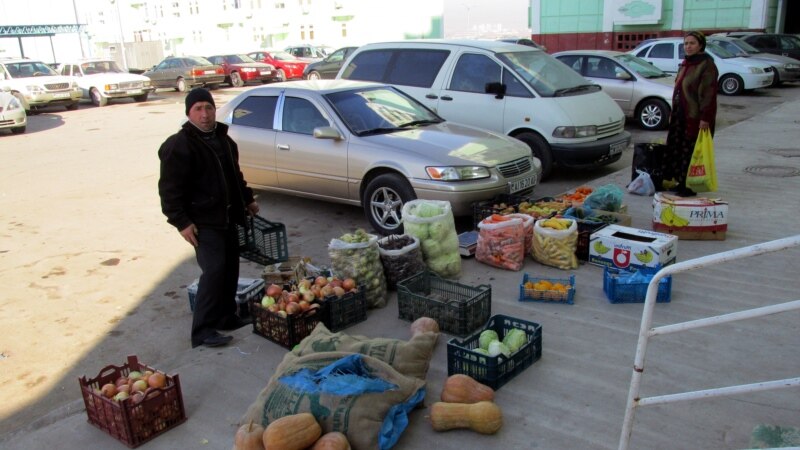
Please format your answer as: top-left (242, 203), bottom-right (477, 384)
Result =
top-left (479, 329), bottom-right (499, 350)
top-left (403, 221), bottom-right (429, 241)
top-left (414, 201), bottom-right (443, 218)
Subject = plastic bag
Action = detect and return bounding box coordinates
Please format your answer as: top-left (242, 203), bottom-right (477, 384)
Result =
top-left (627, 170), bottom-right (656, 196)
top-left (532, 219), bottom-right (579, 270)
top-left (505, 213), bottom-right (534, 256)
top-left (401, 200), bottom-right (460, 278)
top-left (583, 184), bottom-right (625, 211)
top-left (329, 231), bottom-right (388, 308)
top-left (686, 129), bottom-right (718, 192)
top-left (377, 234), bottom-right (425, 290)
top-left (475, 215), bottom-right (525, 271)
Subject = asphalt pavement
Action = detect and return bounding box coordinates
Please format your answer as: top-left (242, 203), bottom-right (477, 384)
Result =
top-left (1, 87), bottom-right (799, 449)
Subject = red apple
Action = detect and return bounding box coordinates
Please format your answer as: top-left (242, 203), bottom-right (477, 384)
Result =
top-left (147, 372), bottom-right (167, 389)
top-left (100, 383), bottom-right (117, 398)
top-left (342, 278), bottom-right (356, 291)
top-left (132, 379), bottom-right (148, 393)
top-left (314, 276), bottom-right (328, 288)
top-left (298, 300), bottom-right (311, 312)
top-left (285, 302), bottom-right (301, 315)
top-left (267, 283), bottom-right (283, 298)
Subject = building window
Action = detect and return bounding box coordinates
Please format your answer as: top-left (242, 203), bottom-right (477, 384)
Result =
top-left (341, 23), bottom-right (346, 38)
top-left (275, 2), bottom-right (284, 9)
top-left (300, 25), bottom-right (305, 40)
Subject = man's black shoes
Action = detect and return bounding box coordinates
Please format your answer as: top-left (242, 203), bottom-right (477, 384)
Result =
top-left (192, 331), bottom-right (233, 348)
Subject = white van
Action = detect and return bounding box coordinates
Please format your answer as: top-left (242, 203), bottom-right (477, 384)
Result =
top-left (337, 39), bottom-right (631, 178)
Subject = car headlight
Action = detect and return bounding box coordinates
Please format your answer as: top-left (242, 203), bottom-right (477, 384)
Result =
top-left (552, 125), bottom-right (597, 138)
top-left (143, 80), bottom-right (151, 87)
top-left (7, 96), bottom-right (22, 110)
top-left (425, 166), bottom-right (490, 181)
top-left (748, 67), bottom-right (765, 74)
top-left (104, 84), bottom-right (119, 91)
top-left (26, 85), bottom-right (44, 94)
top-left (241, 67), bottom-right (257, 73)
top-left (785, 63), bottom-right (799, 70)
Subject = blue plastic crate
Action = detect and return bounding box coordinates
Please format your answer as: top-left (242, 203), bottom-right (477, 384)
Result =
top-left (187, 277), bottom-right (265, 314)
top-left (603, 267), bottom-right (671, 304)
top-left (519, 273), bottom-right (576, 304)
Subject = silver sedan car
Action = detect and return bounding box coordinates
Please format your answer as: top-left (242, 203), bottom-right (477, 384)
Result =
top-left (216, 80), bottom-right (541, 234)
top-left (554, 50), bottom-right (674, 131)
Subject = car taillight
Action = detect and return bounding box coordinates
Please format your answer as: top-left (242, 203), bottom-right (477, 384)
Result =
top-left (192, 68), bottom-right (205, 76)
top-left (216, 68), bottom-right (224, 75)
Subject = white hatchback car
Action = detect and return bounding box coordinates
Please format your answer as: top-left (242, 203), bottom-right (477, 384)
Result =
top-left (0, 88), bottom-right (27, 134)
top-left (631, 37), bottom-right (775, 95)
top-left (59, 59), bottom-right (154, 106)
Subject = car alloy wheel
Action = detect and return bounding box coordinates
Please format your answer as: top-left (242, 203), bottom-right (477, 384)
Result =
top-left (720, 74), bottom-right (743, 96)
top-left (277, 69), bottom-right (287, 82)
top-left (362, 174), bottom-right (416, 235)
top-left (307, 71), bottom-right (321, 80)
top-left (231, 72), bottom-right (244, 87)
top-left (176, 78), bottom-right (187, 92)
top-left (637, 99), bottom-right (669, 130)
top-left (90, 87), bottom-right (108, 107)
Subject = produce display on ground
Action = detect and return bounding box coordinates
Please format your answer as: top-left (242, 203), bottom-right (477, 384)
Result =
top-left (401, 200), bottom-right (461, 279)
top-left (377, 234), bottom-right (426, 290)
top-left (532, 218), bottom-right (579, 270)
top-left (475, 214), bottom-right (526, 271)
top-left (328, 229), bottom-right (388, 308)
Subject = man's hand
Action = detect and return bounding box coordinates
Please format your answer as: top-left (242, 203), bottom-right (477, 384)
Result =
top-left (247, 201), bottom-right (260, 216)
top-left (180, 224), bottom-right (198, 247)
top-left (699, 120), bottom-right (710, 131)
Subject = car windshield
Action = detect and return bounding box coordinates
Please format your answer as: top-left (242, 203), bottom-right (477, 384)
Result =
top-left (80, 61), bottom-right (124, 74)
top-left (187, 56), bottom-right (214, 65)
top-left (496, 50), bottom-right (599, 97)
top-left (271, 52), bottom-right (300, 61)
top-left (326, 86), bottom-right (443, 135)
top-left (613, 54), bottom-right (670, 78)
top-left (5, 61), bottom-right (58, 77)
top-left (225, 55), bottom-right (257, 64)
top-left (730, 38), bottom-right (762, 54)
top-left (706, 42), bottom-right (737, 59)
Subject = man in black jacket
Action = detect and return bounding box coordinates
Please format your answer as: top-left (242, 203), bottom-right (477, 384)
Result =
top-left (158, 88), bottom-right (259, 348)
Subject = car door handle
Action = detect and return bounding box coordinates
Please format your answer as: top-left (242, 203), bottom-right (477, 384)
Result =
top-left (277, 144), bottom-right (290, 151)
top-left (425, 93), bottom-right (439, 99)
top-left (440, 95), bottom-right (453, 101)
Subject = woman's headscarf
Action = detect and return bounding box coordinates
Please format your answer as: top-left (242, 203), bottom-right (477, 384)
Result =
top-left (685, 31), bottom-right (707, 52)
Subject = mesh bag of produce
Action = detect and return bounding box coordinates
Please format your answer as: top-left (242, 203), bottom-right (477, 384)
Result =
top-left (475, 215), bottom-right (525, 271)
top-left (377, 234), bottom-right (426, 290)
top-left (401, 200), bottom-right (461, 279)
top-left (328, 229), bottom-right (388, 308)
top-left (505, 213), bottom-right (534, 256)
top-left (532, 218), bottom-right (579, 270)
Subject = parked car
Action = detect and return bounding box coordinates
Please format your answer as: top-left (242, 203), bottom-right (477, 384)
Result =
top-left (740, 33), bottom-right (800, 61)
top-left (338, 39), bottom-right (630, 179)
top-left (708, 36), bottom-right (800, 85)
top-left (246, 50), bottom-right (307, 81)
top-left (206, 54), bottom-right (279, 87)
top-left (284, 44), bottom-right (329, 62)
top-left (215, 79), bottom-right (541, 234)
top-left (0, 88), bottom-right (27, 134)
top-left (303, 46), bottom-right (358, 80)
top-left (498, 38), bottom-right (547, 51)
top-left (554, 50), bottom-right (674, 131)
top-left (0, 57), bottom-right (82, 113)
top-left (631, 37), bottom-right (775, 95)
top-left (58, 58), bottom-right (154, 106)
top-left (142, 56), bottom-right (225, 92)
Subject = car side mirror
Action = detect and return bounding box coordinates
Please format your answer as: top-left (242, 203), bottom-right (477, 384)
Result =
top-left (313, 126), bottom-right (343, 140)
top-left (485, 82), bottom-right (506, 99)
top-left (617, 72), bottom-right (633, 81)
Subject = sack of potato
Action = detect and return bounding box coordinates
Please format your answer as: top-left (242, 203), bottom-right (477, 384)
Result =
top-left (532, 218), bottom-right (578, 270)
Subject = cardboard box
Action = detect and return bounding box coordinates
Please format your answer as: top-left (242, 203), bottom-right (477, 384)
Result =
top-left (589, 225), bottom-right (678, 270)
top-left (652, 193), bottom-right (728, 240)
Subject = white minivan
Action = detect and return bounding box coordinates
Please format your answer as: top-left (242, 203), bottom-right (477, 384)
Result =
top-left (337, 39), bottom-right (631, 178)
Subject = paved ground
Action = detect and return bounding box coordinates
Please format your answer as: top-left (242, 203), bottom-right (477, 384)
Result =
top-left (1, 84), bottom-right (799, 449)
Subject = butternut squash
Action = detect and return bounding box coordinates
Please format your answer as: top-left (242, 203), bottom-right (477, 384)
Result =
top-left (311, 431), bottom-right (351, 450)
top-left (262, 413), bottom-right (321, 450)
top-left (429, 401), bottom-right (502, 435)
top-left (234, 420), bottom-right (265, 450)
top-left (440, 374), bottom-right (494, 403)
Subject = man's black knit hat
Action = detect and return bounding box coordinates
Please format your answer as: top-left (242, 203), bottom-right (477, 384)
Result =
top-left (185, 87), bottom-right (215, 116)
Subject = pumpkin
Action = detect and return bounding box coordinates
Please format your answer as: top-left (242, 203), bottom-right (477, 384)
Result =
top-left (440, 374), bottom-right (494, 403)
top-left (429, 401), bottom-right (502, 435)
top-left (410, 317), bottom-right (440, 337)
top-left (233, 420), bottom-right (264, 450)
top-left (311, 431), bottom-right (351, 450)
top-left (262, 413), bottom-right (321, 450)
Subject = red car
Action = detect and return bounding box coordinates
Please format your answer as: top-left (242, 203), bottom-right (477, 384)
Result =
top-left (247, 51), bottom-right (308, 81)
top-left (206, 54), bottom-right (279, 87)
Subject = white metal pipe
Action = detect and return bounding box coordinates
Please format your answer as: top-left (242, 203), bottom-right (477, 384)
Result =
top-left (638, 377), bottom-right (800, 407)
top-left (650, 299), bottom-right (800, 337)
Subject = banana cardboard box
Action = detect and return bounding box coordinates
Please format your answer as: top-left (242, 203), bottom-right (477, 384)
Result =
top-left (589, 225), bottom-right (678, 270)
top-left (652, 193), bottom-right (727, 240)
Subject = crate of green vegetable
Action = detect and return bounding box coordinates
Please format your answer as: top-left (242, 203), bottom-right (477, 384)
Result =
top-left (446, 314), bottom-right (542, 390)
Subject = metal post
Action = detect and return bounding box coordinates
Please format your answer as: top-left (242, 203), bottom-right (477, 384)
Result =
top-left (72, 0), bottom-right (86, 57)
top-left (114, 0), bottom-right (129, 71)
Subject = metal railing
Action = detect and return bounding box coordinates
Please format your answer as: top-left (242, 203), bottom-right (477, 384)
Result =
top-left (618, 235), bottom-right (800, 450)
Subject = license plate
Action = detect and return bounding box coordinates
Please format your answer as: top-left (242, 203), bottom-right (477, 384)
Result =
top-left (260, 71), bottom-right (271, 75)
top-left (204, 70), bottom-right (215, 74)
top-left (53, 92), bottom-right (69, 99)
top-left (509, 176), bottom-right (535, 194)
top-left (126, 89), bottom-right (142, 94)
top-left (609, 141), bottom-right (627, 155)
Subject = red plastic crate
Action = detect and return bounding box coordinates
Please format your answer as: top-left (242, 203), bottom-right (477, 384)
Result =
top-left (78, 355), bottom-right (186, 448)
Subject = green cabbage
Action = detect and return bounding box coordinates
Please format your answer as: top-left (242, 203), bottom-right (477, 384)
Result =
top-left (426, 253), bottom-right (460, 278)
top-left (403, 221), bottom-right (429, 241)
top-left (421, 239), bottom-right (441, 256)
top-left (428, 220), bottom-right (451, 241)
top-left (502, 328), bottom-right (527, 353)
top-left (414, 202), bottom-right (443, 218)
top-left (479, 329), bottom-right (499, 350)
top-left (488, 340), bottom-right (511, 358)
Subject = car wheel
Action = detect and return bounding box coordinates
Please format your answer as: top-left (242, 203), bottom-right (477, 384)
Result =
top-left (90, 88), bottom-right (108, 107)
top-left (307, 70), bottom-right (321, 80)
top-left (719, 74), bottom-right (744, 96)
top-left (515, 131), bottom-right (554, 180)
top-left (133, 93), bottom-right (149, 102)
top-left (362, 173), bottom-right (416, 235)
top-left (65, 102), bottom-right (79, 111)
top-left (176, 78), bottom-right (187, 92)
top-left (11, 126), bottom-right (25, 134)
top-left (277, 69), bottom-right (286, 82)
top-left (12, 92), bottom-right (30, 114)
top-left (770, 70), bottom-right (781, 87)
top-left (231, 72), bottom-right (244, 87)
top-left (636, 98), bottom-right (669, 131)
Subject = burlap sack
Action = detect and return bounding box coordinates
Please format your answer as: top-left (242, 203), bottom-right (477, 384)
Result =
top-left (291, 322), bottom-right (437, 380)
top-left (240, 351), bottom-right (426, 450)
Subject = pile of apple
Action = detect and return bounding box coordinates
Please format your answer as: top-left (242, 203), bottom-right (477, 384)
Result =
top-left (96, 370), bottom-right (168, 404)
top-left (256, 276), bottom-right (359, 317)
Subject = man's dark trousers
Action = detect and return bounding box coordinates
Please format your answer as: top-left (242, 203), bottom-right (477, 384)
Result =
top-left (192, 226), bottom-right (239, 346)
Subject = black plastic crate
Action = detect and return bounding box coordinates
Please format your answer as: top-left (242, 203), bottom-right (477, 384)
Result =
top-left (397, 270), bottom-right (491, 337)
top-left (237, 215), bottom-right (289, 266)
top-left (249, 299), bottom-right (322, 349)
top-left (447, 314), bottom-right (542, 390)
top-left (472, 194), bottom-right (532, 228)
top-left (322, 284), bottom-right (368, 332)
top-left (576, 220), bottom-right (608, 261)
top-left (603, 267), bottom-right (672, 304)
